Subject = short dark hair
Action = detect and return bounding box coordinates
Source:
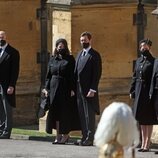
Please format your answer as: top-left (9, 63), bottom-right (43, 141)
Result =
top-left (139, 38), bottom-right (152, 46)
top-left (80, 31), bottom-right (92, 40)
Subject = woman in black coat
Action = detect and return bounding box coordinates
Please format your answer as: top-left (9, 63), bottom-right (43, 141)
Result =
top-left (130, 39), bottom-right (157, 152)
top-left (42, 38), bottom-right (80, 144)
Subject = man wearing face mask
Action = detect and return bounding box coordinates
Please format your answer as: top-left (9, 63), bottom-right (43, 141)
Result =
top-left (0, 31), bottom-right (20, 139)
top-left (130, 38), bottom-right (158, 152)
top-left (74, 32), bottom-right (102, 146)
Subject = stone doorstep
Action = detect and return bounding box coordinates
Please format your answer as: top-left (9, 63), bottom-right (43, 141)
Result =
top-left (151, 125), bottom-right (158, 144)
top-left (11, 134), bottom-right (30, 140)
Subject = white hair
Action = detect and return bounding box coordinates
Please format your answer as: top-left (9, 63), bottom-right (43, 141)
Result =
top-left (94, 102), bottom-right (139, 148)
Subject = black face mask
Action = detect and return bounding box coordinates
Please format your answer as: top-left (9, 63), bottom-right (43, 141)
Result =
top-left (0, 40), bottom-right (6, 47)
top-left (81, 43), bottom-right (90, 49)
top-left (140, 49), bottom-right (150, 56)
top-left (58, 48), bottom-right (66, 55)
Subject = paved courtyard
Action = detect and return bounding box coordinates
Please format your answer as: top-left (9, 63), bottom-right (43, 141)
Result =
top-left (0, 139), bottom-right (158, 158)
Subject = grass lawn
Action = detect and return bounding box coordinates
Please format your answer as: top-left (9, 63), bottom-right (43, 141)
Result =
top-left (12, 125), bottom-right (81, 140)
top-left (12, 125), bottom-right (52, 137)
top-left (12, 128), bottom-right (52, 137)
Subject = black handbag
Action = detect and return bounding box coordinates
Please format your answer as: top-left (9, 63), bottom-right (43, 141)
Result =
top-left (38, 94), bottom-right (50, 118)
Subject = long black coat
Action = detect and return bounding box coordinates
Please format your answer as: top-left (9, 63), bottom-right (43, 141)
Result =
top-left (74, 48), bottom-right (102, 115)
top-left (130, 53), bottom-right (157, 125)
top-left (45, 54), bottom-right (80, 134)
top-left (0, 44), bottom-right (20, 107)
top-left (149, 58), bottom-right (158, 119)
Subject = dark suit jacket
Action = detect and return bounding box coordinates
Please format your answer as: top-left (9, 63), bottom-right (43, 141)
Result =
top-left (149, 58), bottom-right (158, 98)
top-left (0, 44), bottom-right (20, 107)
top-left (75, 48), bottom-right (102, 114)
top-left (130, 54), bottom-right (155, 118)
top-left (45, 55), bottom-right (76, 105)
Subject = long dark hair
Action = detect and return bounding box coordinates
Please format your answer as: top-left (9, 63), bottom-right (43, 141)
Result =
top-left (53, 38), bottom-right (70, 56)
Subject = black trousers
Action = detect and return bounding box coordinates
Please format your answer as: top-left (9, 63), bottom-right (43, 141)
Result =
top-left (0, 85), bottom-right (12, 136)
top-left (77, 83), bottom-right (95, 142)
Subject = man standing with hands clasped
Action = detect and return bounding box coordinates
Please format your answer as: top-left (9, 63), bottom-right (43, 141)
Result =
top-left (74, 32), bottom-right (102, 146)
top-left (0, 31), bottom-right (20, 139)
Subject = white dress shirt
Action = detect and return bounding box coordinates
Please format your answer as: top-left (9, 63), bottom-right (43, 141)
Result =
top-left (0, 43), bottom-right (8, 57)
top-left (82, 46), bottom-right (91, 56)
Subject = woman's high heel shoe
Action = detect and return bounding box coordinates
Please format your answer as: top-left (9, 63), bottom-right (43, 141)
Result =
top-left (52, 139), bottom-right (60, 144)
top-left (142, 148), bottom-right (150, 152)
top-left (52, 135), bottom-right (62, 144)
top-left (138, 148), bottom-right (144, 152)
top-left (142, 143), bottom-right (151, 152)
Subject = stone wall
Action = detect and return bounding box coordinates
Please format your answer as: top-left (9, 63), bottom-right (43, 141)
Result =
top-left (0, 0), bottom-right (41, 125)
top-left (52, 9), bottom-right (71, 52)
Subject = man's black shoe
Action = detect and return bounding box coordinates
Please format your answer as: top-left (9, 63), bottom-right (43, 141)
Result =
top-left (81, 140), bottom-right (93, 146)
top-left (155, 151), bottom-right (158, 154)
top-left (0, 131), bottom-right (10, 139)
top-left (0, 130), bottom-right (3, 135)
top-left (0, 135), bottom-right (10, 139)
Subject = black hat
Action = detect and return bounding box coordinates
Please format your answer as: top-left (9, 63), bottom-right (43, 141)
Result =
top-left (55, 38), bottom-right (68, 47)
top-left (139, 38), bottom-right (152, 46)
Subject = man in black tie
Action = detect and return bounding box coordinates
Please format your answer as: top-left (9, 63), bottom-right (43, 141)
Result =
top-left (0, 31), bottom-right (20, 139)
top-left (74, 32), bottom-right (102, 146)
top-left (0, 48), bottom-right (2, 55)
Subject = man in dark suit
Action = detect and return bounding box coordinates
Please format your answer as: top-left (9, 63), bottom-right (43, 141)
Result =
top-left (74, 32), bottom-right (102, 146)
top-left (0, 31), bottom-right (20, 139)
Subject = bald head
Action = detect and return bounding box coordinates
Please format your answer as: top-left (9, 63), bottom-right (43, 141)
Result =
top-left (0, 31), bottom-right (7, 47)
top-left (0, 31), bottom-right (6, 40)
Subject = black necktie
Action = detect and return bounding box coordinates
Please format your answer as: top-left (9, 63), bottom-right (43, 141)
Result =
top-left (0, 48), bottom-right (2, 56)
top-left (82, 51), bottom-right (86, 56)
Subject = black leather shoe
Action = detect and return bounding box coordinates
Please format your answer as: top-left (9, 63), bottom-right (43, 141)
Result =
top-left (0, 130), bottom-right (3, 135)
top-left (142, 149), bottom-right (150, 152)
top-left (82, 140), bottom-right (93, 146)
top-left (138, 148), bottom-right (144, 152)
top-left (52, 140), bottom-right (60, 144)
top-left (0, 131), bottom-right (10, 139)
top-left (0, 135), bottom-right (10, 139)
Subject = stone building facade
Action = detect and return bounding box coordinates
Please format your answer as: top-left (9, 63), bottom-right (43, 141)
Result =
top-left (1, 0), bottom-right (158, 141)
top-left (0, 0), bottom-right (41, 125)
top-left (43, 0), bottom-right (158, 141)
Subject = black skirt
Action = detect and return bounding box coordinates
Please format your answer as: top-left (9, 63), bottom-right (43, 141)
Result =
top-left (137, 92), bottom-right (158, 125)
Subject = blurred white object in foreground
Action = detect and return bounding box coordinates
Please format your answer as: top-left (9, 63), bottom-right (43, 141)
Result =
top-left (94, 102), bottom-right (139, 158)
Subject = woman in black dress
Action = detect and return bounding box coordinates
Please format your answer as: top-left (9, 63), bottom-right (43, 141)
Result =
top-left (130, 39), bottom-right (157, 152)
top-left (42, 38), bottom-right (80, 144)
